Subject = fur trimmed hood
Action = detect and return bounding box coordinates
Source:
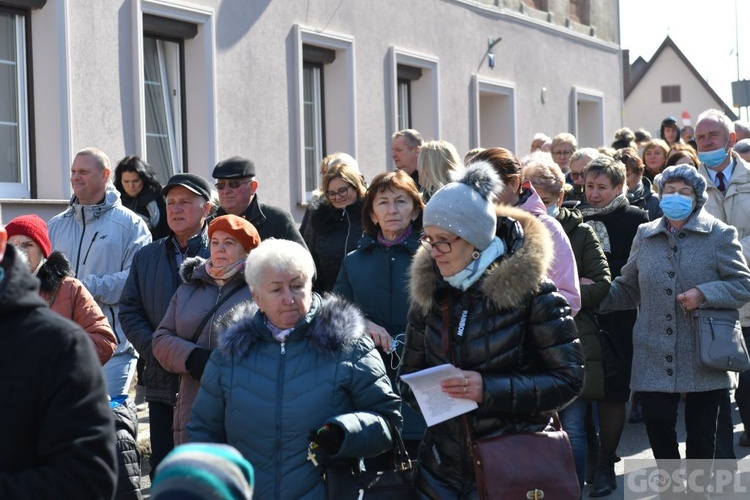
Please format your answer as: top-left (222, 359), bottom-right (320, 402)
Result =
top-left (179, 256), bottom-right (207, 284)
top-left (409, 205), bottom-right (553, 315)
top-left (216, 293), bottom-right (366, 358)
top-left (37, 251), bottom-right (75, 294)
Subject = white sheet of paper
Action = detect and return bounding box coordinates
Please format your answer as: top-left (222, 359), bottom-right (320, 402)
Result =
top-left (399, 363), bottom-right (478, 427)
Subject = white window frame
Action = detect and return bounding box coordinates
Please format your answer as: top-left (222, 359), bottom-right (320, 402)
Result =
top-left (302, 61), bottom-right (324, 195)
top-left (396, 78), bottom-right (411, 130)
top-left (134, 0), bottom-right (216, 178)
top-left (388, 48), bottom-right (439, 147)
top-left (293, 24), bottom-right (356, 204)
top-left (0, 11), bottom-right (30, 199)
top-left (471, 76), bottom-right (516, 151)
top-left (572, 87), bottom-right (604, 148)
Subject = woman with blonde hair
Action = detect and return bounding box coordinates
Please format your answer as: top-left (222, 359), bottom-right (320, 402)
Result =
top-left (417, 140), bottom-right (464, 202)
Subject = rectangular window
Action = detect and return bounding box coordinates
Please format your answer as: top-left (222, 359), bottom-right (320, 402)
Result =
top-left (0, 9), bottom-right (29, 191)
top-left (661, 85), bottom-right (681, 103)
top-left (302, 61), bottom-right (324, 193)
top-left (143, 35), bottom-right (183, 184)
top-left (397, 79), bottom-right (411, 130)
top-left (568, 0), bottom-right (589, 25)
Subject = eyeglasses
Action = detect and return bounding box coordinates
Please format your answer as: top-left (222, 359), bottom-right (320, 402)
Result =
top-left (215, 179), bottom-right (253, 190)
top-left (325, 185), bottom-right (352, 200)
top-left (419, 235), bottom-right (461, 254)
top-left (569, 172), bottom-right (584, 180)
top-left (552, 150), bottom-right (574, 157)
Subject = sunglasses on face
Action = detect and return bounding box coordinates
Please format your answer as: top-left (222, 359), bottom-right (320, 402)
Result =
top-left (215, 179), bottom-right (253, 190)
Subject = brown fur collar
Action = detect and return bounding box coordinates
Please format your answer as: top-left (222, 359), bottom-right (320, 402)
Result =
top-left (408, 205), bottom-right (552, 315)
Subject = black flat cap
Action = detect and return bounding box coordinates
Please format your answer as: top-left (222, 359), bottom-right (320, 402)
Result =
top-left (161, 173), bottom-right (213, 201)
top-left (212, 156), bottom-right (256, 179)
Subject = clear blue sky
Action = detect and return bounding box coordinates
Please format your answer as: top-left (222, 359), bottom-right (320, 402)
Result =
top-left (619, 0), bottom-right (749, 115)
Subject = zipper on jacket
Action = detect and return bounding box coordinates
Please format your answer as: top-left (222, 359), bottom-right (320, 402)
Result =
top-left (82, 231), bottom-right (99, 266)
top-left (275, 340), bottom-right (287, 497)
top-left (109, 305), bottom-right (122, 345)
top-left (280, 341), bottom-right (286, 355)
top-left (74, 211), bottom-right (87, 276)
top-left (343, 209), bottom-right (351, 256)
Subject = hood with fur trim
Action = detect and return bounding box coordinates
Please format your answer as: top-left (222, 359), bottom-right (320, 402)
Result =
top-left (37, 251), bottom-right (75, 294)
top-left (179, 256), bottom-right (206, 284)
top-left (409, 205), bottom-right (553, 315)
top-left (216, 293), bottom-right (366, 358)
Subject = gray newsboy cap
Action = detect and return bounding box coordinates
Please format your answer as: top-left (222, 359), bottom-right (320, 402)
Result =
top-left (422, 161), bottom-right (501, 251)
top-left (212, 156), bottom-right (256, 179)
top-left (161, 173), bottom-right (213, 201)
top-left (658, 164), bottom-right (708, 210)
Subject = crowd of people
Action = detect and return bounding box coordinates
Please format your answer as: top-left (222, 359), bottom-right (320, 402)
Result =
top-left (2, 108), bottom-right (750, 499)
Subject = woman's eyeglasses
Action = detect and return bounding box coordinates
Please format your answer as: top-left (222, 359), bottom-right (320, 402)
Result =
top-left (419, 235), bottom-right (460, 254)
top-left (325, 185), bottom-right (351, 200)
top-left (215, 179), bottom-right (253, 191)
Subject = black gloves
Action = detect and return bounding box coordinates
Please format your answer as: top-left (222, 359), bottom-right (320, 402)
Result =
top-left (308, 424), bottom-right (344, 455)
top-left (185, 348), bottom-right (211, 380)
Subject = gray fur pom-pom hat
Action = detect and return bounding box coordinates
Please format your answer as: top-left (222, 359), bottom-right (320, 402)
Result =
top-left (658, 164), bottom-right (708, 210)
top-left (422, 161), bottom-right (502, 251)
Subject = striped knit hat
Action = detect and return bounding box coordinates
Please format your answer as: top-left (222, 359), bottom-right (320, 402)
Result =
top-left (151, 443), bottom-right (254, 499)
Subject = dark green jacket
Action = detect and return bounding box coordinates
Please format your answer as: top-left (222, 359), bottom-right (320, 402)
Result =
top-left (557, 206), bottom-right (611, 400)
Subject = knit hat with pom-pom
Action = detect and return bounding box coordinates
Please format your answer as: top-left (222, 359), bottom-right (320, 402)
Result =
top-left (422, 161), bottom-right (502, 251)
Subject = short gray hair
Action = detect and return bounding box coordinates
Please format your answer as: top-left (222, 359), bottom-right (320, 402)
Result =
top-left (76, 147), bottom-right (111, 172)
top-left (244, 239), bottom-right (315, 294)
top-left (735, 120), bottom-right (750, 137)
top-left (570, 147), bottom-right (599, 166)
top-left (696, 109), bottom-right (733, 135)
top-left (392, 129), bottom-right (424, 149)
top-left (583, 154), bottom-right (626, 189)
top-left (735, 138), bottom-right (750, 154)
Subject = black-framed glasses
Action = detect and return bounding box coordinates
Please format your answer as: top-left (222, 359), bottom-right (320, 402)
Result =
top-left (569, 171), bottom-right (583, 180)
top-left (419, 235), bottom-right (461, 254)
top-left (215, 179), bottom-right (253, 190)
top-left (326, 185), bottom-right (352, 200)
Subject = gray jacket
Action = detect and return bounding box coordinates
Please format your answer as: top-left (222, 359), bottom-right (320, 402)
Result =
top-left (48, 185), bottom-right (151, 362)
top-left (599, 209), bottom-right (750, 393)
top-left (188, 294), bottom-right (401, 499)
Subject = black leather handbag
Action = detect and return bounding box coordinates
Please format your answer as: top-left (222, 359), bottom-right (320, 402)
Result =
top-left (324, 422), bottom-right (416, 499)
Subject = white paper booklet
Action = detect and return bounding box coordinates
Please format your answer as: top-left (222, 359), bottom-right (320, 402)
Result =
top-left (399, 363), bottom-right (478, 427)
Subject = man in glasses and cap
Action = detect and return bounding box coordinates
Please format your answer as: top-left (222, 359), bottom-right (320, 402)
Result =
top-left (210, 156), bottom-right (305, 247)
top-left (120, 172), bottom-right (214, 477)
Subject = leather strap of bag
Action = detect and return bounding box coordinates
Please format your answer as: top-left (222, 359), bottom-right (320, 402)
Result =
top-left (440, 300), bottom-right (488, 500)
top-left (189, 281), bottom-right (245, 343)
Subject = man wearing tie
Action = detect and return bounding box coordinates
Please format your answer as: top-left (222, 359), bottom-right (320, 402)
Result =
top-left (695, 108), bottom-right (750, 453)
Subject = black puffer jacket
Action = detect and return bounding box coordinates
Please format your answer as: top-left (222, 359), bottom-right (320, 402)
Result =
top-left (120, 189), bottom-right (169, 241)
top-left (119, 226), bottom-right (210, 404)
top-left (112, 398), bottom-right (142, 499)
top-left (400, 206), bottom-right (584, 498)
top-left (303, 198), bottom-right (364, 292)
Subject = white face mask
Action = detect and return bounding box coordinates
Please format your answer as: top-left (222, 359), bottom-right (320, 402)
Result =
top-left (546, 204), bottom-right (559, 218)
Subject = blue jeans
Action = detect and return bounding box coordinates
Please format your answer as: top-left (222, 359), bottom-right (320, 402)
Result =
top-left (559, 397), bottom-right (587, 493)
top-left (102, 353), bottom-right (138, 398)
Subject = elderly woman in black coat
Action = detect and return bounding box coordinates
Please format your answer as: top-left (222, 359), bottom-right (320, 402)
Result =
top-left (400, 162), bottom-right (584, 498)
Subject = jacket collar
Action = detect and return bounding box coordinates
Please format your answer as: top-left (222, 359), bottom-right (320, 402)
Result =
top-left (65, 184), bottom-right (121, 223)
top-left (216, 293), bottom-right (366, 357)
top-left (641, 209), bottom-right (714, 239)
top-left (408, 205), bottom-right (552, 315)
top-left (357, 228), bottom-right (421, 253)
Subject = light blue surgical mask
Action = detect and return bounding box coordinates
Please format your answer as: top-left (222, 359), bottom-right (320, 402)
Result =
top-left (659, 193), bottom-right (694, 221)
top-left (698, 143), bottom-right (729, 168)
top-left (546, 204), bottom-right (559, 218)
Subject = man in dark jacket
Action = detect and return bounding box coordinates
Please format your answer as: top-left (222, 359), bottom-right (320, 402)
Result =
top-left (119, 173), bottom-right (213, 477)
top-left (0, 218), bottom-right (117, 499)
top-left (209, 156), bottom-right (306, 246)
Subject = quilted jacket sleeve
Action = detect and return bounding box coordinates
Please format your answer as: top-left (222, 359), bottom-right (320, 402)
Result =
top-left (68, 279), bottom-right (117, 365)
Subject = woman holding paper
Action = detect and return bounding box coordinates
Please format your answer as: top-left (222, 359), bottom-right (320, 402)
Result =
top-left (400, 162), bottom-right (584, 498)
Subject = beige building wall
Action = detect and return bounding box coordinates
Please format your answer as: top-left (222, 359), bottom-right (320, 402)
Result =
top-left (1, 0), bottom-right (623, 221)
